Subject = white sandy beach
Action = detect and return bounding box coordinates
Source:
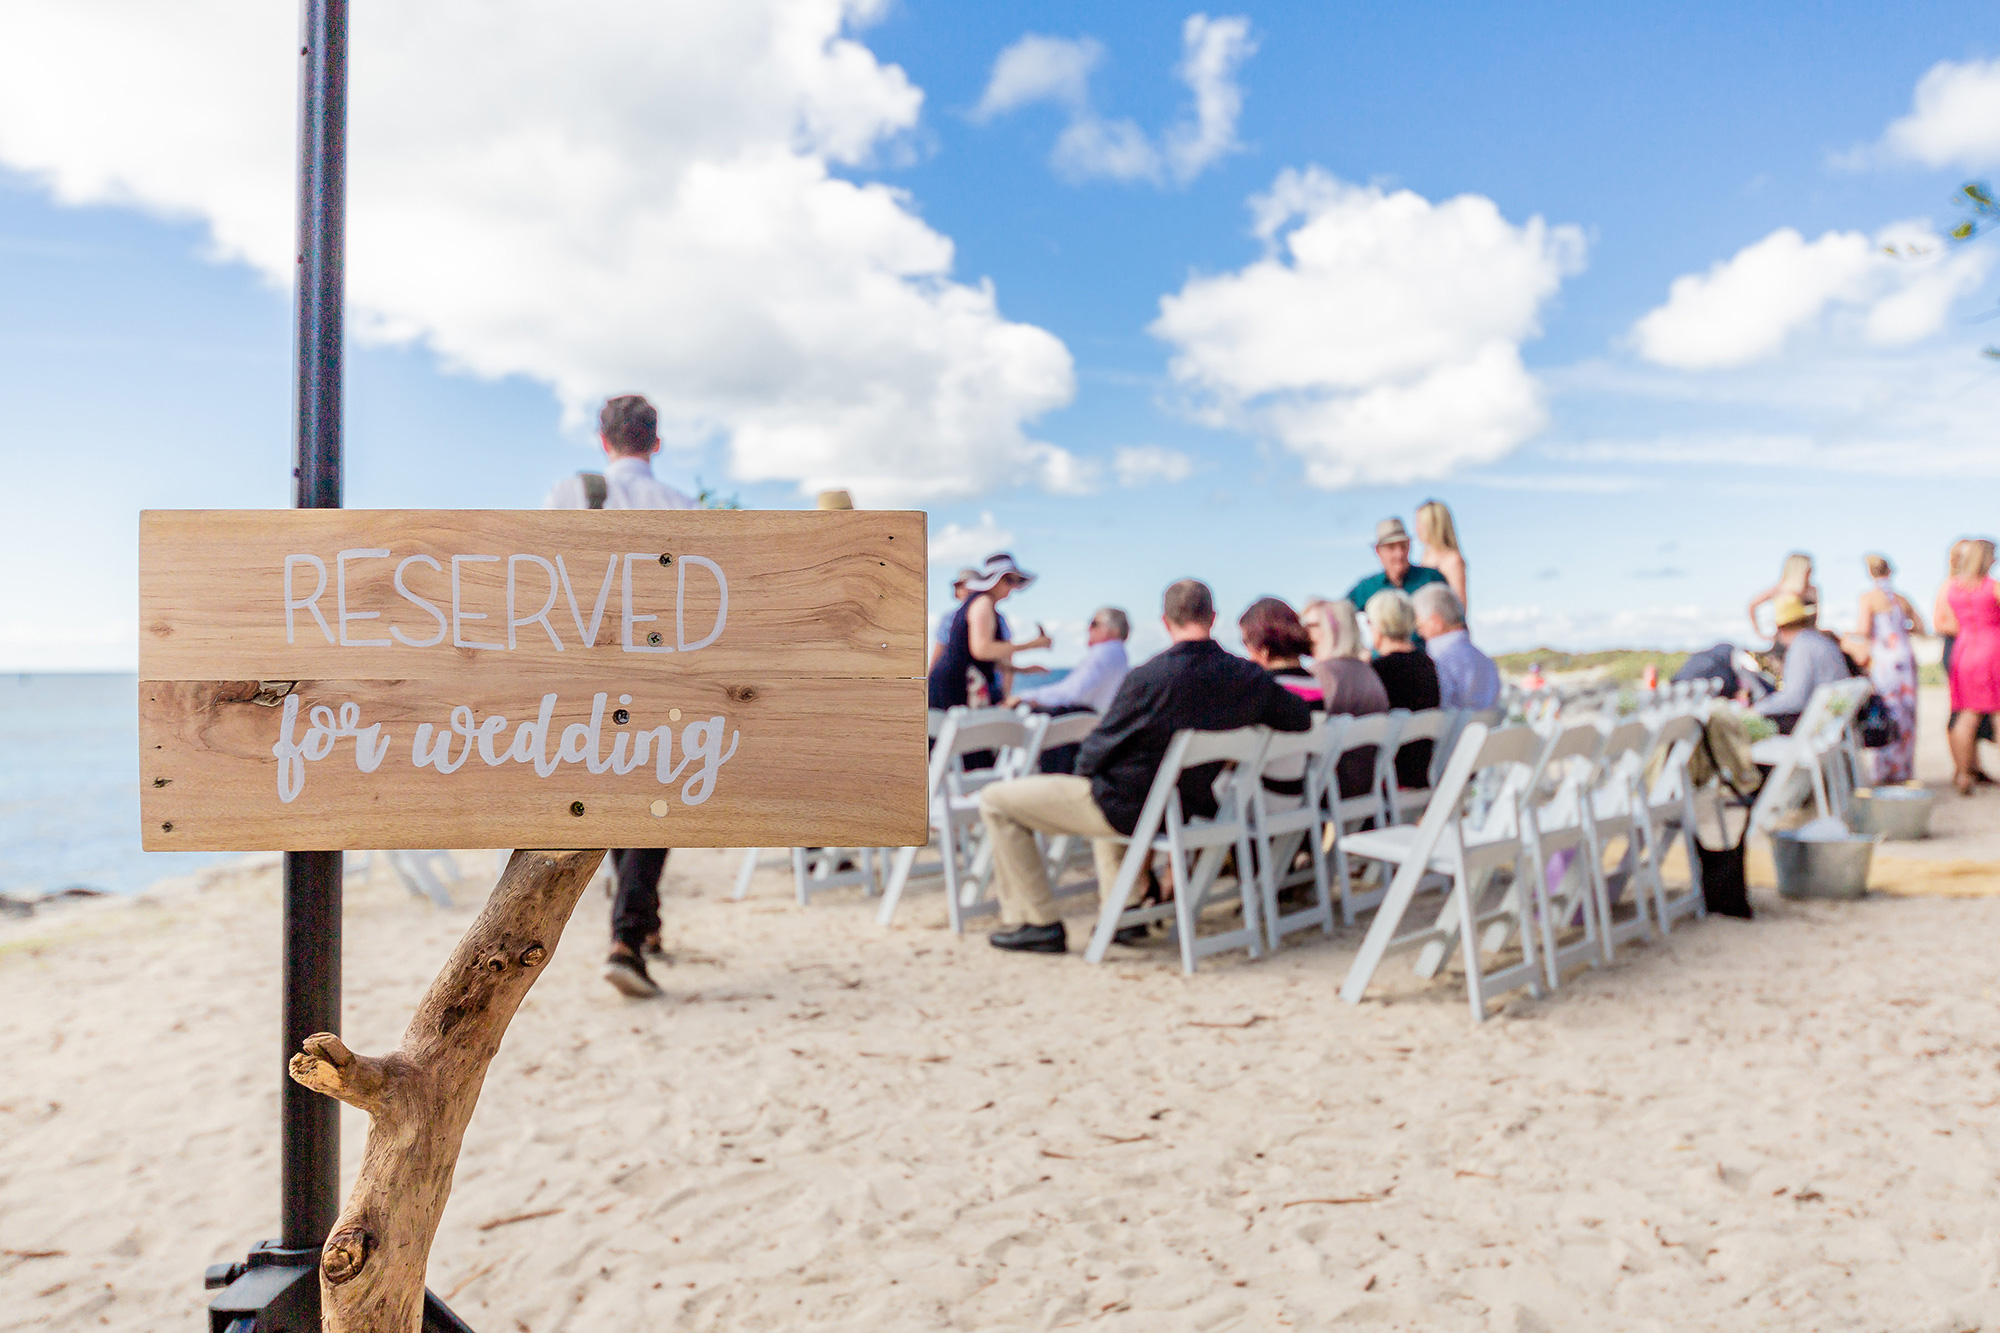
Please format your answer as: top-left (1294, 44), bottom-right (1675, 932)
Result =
top-left (4, 689), bottom-right (2000, 1332)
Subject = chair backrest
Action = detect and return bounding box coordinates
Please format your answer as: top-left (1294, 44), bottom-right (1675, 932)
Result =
top-left (1324, 709), bottom-right (1404, 825)
top-left (1254, 715), bottom-right (1336, 814)
top-left (928, 706), bottom-right (1043, 808)
top-left (1641, 712), bottom-right (1704, 808)
top-left (1123, 726), bottom-right (1271, 851)
top-left (1520, 720), bottom-right (1607, 827)
top-left (1036, 710), bottom-right (1100, 750)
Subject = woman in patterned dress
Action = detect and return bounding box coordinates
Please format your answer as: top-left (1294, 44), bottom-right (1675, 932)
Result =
top-left (1857, 554), bottom-right (1924, 784)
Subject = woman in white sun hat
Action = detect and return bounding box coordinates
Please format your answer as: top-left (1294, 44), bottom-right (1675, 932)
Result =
top-left (928, 553), bottom-right (1051, 710)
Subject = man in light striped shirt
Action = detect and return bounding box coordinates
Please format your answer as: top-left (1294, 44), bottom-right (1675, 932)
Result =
top-left (543, 394), bottom-right (694, 999)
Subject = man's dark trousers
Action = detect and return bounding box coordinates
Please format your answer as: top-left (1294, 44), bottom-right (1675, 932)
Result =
top-left (611, 848), bottom-right (669, 951)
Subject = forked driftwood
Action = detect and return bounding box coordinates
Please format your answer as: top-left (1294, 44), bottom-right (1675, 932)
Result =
top-left (289, 847), bottom-right (608, 1332)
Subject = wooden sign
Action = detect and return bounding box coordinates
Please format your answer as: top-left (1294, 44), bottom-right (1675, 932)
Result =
top-left (139, 509), bottom-right (928, 850)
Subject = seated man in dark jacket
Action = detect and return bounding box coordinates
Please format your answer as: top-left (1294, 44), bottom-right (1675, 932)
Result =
top-left (977, 578), bottom-right (1314, 954)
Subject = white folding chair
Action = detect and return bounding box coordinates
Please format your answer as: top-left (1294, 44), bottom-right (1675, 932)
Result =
top-left (1581, 720), bottom-right (1658, 963)
top-left (1080, 727), bottom-right (1271, 974)
top-left (1390, 708), bottom-right (1455, 824)
top-left (1515, 722), bottom-right (1610, 991)
top-left (1337, 723), bottom-right (1548, 1021)
top-left (1632, 712), bottom-right (1708, 931)
top-left (1249, 716), bottom-right (1338, 951)
top-left (877, 706), bottom-right (1045, 931)
top-left (1025, 709), bottom-right (1109, 893)
top-left (1322, 711), bottom-right (1404, 923)
top-left (1748, 680), bottom-right (1871, 832)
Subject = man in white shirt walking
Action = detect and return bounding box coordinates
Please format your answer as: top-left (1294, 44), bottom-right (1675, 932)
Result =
top-left (544, 394), bottom-right (694, 998)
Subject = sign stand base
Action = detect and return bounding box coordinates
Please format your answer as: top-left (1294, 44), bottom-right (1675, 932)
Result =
top-left (204, 1240), bottom-right (478, 1331)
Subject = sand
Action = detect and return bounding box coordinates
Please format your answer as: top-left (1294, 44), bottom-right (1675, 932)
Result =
top-left (4, 690), bottom-right (2000, 1331)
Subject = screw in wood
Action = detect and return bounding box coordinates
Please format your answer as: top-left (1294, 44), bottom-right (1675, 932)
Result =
top-left (569, 801), bottom-right (586, 817)
top-left (161, 822), bottom-right (173, 832)
top-left (648, 632), bottom-right (663, 646)
top-left (658, 553), bottom-right (673, 566)
top-left (613, 709), bottom-right (630, 724)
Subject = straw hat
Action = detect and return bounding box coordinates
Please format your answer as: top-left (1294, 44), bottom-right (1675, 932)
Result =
top-left (815, 489), bottom-right (854, 510)
top-left (1772, 593), bottom-right (1815, 629)
top-left (1374, 517), bottom-right (1411, 546)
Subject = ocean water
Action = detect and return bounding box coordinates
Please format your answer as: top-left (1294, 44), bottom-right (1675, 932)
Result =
top-left (0, 674), bottom-right (235, 896)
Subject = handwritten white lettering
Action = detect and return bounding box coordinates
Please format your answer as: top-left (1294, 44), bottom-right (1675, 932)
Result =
top-left (268, 692), bottom-right (738, 806)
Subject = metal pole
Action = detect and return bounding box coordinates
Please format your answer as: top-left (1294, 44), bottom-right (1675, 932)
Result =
top-left (282, 0), bottom-right (347, 1253)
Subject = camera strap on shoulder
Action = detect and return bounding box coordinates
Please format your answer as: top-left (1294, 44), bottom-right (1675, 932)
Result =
top-left (579, 472), bottom-right (607, 510)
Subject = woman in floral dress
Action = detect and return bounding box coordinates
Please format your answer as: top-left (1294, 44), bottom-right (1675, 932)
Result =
top-left (1858, 555), bottom-right (1923, 784)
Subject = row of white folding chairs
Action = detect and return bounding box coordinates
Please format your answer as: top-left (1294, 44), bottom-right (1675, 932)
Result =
top-left (1062, 708), bottom-right (1496, 973)
top-left (1333, 702), bottom-right (1713, 1020)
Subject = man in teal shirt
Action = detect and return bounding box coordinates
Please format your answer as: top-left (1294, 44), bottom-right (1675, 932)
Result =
top-left (1347, 516), bottom-right (1447, 612)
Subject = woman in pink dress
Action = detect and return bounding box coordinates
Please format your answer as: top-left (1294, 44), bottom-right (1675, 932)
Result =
top-left (1858, 555), bottom-right (1924, 784)
top-left (1944, 539), bottom-right (2000, 795)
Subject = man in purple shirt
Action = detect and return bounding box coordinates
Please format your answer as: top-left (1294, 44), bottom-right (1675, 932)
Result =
top-left (1414, 584), bottom-right (1500, 710)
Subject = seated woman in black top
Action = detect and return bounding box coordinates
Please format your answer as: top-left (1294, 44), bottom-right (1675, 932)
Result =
top-left (1363, 588), bottom-right (1440, 789)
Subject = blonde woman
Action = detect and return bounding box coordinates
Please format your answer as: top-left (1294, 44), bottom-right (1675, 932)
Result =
top-left (1747, 552), bottom-right (1818, 638)
top-left (1413, 500), bottom-right (1467, 609)
top-left (1365, 588), bottom-right (1440, 789)
top-left (1858, 554), bottom-right (1924, 784)
top-left (1300, 597), bottom-right (1390, 717)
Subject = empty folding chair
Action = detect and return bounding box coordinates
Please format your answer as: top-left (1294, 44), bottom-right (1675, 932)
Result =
top-left (1249, 715), bottom-right (1338, 951)
top-left (877, 706), bottom-right (1045, 931)
top-left (1391, 708), bottom-right (1456, 824)
top-left (1516, 721), bottom-right (1610, 990)
top-left (1080, 727), bottom-right (1272, 974)
top-left (1633, 712), bottom-right (1710, 930)
top-left (1322, 710), bottom-right (1405, 923)
top-left (1337, 723), bottom-right (1546, 1021)
top-left (1580, 720), bottom-right (1657, 964)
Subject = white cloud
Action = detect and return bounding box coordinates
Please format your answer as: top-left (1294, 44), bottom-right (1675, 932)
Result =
top-left (1473, 603), bottom-right (1740, 655)
top-left (1163, 15), bottom-right (1257, 183)
top-left (1112, 445), bottom-right (1194, 486)
top-left (0, 0), bottom-right (1080, 505)
top-left (1630, 223), bottom-right (1990, 369)
top-left (976, 13), bottom-right (1254, 186)
top-left (975, 34), bottom-right (1101, 118)
top-left (1878, 58), bottom-right (2000, 170)
top-left (928, 512), bottom-right (1014, 567)
top-left (1547, 343), bottom-right (2000, 479)
top-left (1150, 167), bottom-right (1585, 487)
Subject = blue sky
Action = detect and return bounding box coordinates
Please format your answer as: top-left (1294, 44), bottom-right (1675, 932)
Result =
top-left (3, 1), bottom-right (2000, 669)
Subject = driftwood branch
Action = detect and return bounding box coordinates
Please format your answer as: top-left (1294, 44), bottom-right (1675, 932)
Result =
top-left (288, 847), bottom-right (607, 1332)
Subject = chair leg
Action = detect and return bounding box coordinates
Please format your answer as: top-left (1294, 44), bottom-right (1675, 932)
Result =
top-left (733, 848), bottom-right (761, 901)
top-left (792, 847), bottom-right (811, 907)
top-left (876, 844), bottom-right (922, 926)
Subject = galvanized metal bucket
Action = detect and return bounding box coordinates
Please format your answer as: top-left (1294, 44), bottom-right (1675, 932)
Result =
top-left (1770, 830), bottom-right (1878, 900)
top-left (1849, 786), bottom-right (1935, 841)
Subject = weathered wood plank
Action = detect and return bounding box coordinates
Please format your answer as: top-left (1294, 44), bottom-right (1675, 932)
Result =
top-left (140, 672), bottom-right (927, 850)
top-left (139, 509), bottom-right (926, 681)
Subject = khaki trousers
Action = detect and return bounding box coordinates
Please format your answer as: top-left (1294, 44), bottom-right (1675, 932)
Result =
top-left (978, 775), bottom-right (1131, 926)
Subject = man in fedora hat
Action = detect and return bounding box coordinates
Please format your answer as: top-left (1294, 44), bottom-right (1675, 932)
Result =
top-left (1346, 517), bottom-right (1447, 616)
top-left (1750, 594), bottom-right (1853, 735)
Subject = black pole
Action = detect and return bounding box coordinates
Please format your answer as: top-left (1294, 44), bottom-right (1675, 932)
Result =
top-left (282, 0), bottom-right (346, 1254)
